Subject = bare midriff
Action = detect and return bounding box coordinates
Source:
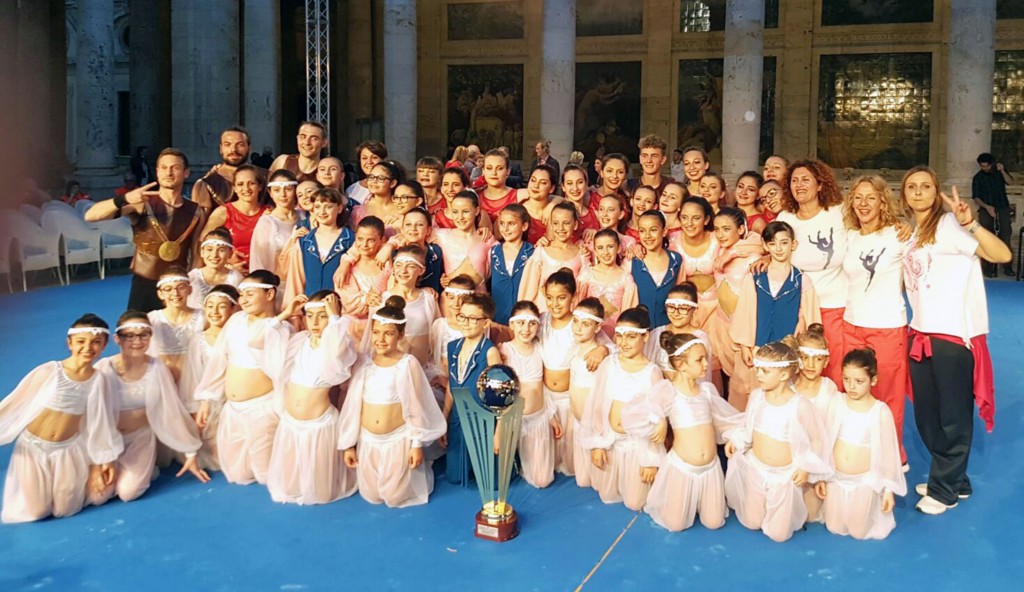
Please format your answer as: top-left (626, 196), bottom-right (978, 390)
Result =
top-left (361, 402), bottom-right (405, 435)
top-left (569, 387), bottom-right (588, 422)
top-left (672, 424), bottom-right (717, 466)
top-left (752, 432), bottom-right (793, 467)
top-left (608, 400), bottom-right (626, 435)
top-left (519, 382), bottom-right (544, 415)
top-left (225, 366), bottom-right (274, 402)
top-left (405, 335), bottom-right (432, 368)
top-left (833, 441), bottom-right (871, 475)
top-left (543, 368), bottom-right (569, 392)
top-left (285, 384), bottom-right (332, 420)
top-left (26, 409), bottom-right (80, 442)
top-left (117, 408), bottom-right (149, 433)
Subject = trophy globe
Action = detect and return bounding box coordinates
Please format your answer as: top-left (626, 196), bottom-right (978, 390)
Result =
top-left (451, 364), bottom-right (526, 542)
top-left (476, 364), bottom-right (520, 413)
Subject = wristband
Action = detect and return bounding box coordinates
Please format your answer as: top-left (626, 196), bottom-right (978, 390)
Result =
top-left (967, 221), bottom-right (979, 234)
top-left (113, 193), bottom-right (129, 209)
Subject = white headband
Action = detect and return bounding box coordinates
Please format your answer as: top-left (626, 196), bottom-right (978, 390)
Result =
top-left (508, 313), bottom-right (540, 324)
top-left (393, 255), bottom-right (426, 268)
top-left (115, 321), bottom-right (152, 333)
top-left (201, 239), bottom-right (234, 250)
top-left (204, 292), bottom-right (238, 306)
top-left (573, 310), bottom-right (604, 324)
top-left (671, 339), bottom-right (704, 357)
top-left (665, 298), bottom-right (698, 308)
top-left (615, 326), bottom-right (648, 336)
top-left (267, 180), bottom-right (298, 188)
top-left (753, 358), bottom-right (796, 369)
top-left (156, 275), bottom-right (189, 288)
top-left (238, 282), bottom-right (275, 291)
top-left (67, 327), bottom-right (109, 336)
top-left (799, 346), bottom-right (830, 357)
top-left (445, 287), bottom-right (473, 296)
top-left (371, 313), bottom-right (407, 325)
top-left (303, 302), bottom-right (327, 311)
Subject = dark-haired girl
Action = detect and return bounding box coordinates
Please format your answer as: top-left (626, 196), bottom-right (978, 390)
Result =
top-left (630, 210), bottom-right (684, 328)
top-left (280, 188), bottom-right (355, 302)
top-left (195, 270), bottom-right (293, 485)
top-left (519, 202), bottom-right (587, 312)
top-left (0, 315), bottom-right (122, 523)
top-left (581, 306), bottom-right (666, 511)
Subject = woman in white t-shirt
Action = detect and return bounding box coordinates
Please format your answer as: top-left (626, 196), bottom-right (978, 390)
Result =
top-left (840, 175), bottom-right (910, 467)
top-left (900, 166), bottom-right (1010, 516)
top-left (776, 160), bottom-right (848, 384)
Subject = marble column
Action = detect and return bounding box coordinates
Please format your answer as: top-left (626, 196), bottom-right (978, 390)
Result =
top-left (75, 0), bottom-right (120, 186)
top-left (244, 0), bottom-right (281, 153)
top-left (540, 0), bottom-right (575, 169)
top-left (129, 0), bottom-right (167, 160)
top-left (946, 0), bottom-right (996, 190)
top-left (171, 0), bottom-right (241, 171)
top-left (383, 0), bottom-right (416, 167)
top-left (722, 0), bottom-right (765, 178)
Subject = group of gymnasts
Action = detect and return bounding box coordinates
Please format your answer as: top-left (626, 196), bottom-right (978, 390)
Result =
top-left (0, 133), bottom-right (1011, 544)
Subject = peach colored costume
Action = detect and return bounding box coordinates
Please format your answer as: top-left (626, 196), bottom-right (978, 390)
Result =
top-left (0, 362), bottom-right (123, 523)
top-left (89, 357), bottom-right (202, 505)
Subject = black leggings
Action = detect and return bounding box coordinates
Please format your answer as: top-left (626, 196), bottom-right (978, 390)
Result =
top-left (910, 337), bottom-right (975, 505)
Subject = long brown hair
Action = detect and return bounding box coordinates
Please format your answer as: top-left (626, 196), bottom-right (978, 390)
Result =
top-left (781, 159), bottom-right (842, 213)
top-left (901, 165), bottom-right (943, 247)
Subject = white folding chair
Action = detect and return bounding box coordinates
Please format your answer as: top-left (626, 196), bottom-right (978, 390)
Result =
top-left (0, 210), bottom-right (63, 291)
top-left (42, 207), bottom-right (103, 281)
top-left (75, 199), bottom-right (96, 217)
top-left (19, 204), bottom-right (42, 224)
top-left (88, 217), bottom-right (136, 275)
top-left (0, 234), bottom-right (12, 292)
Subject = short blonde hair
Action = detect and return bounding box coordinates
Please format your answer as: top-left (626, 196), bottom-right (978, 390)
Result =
top-left (842, 175), bottom-right (906, 231)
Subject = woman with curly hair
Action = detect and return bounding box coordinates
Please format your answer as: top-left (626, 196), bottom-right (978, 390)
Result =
top-left (775, 160), bottom-right (847, 384)
top-left (840, 175), bottom-right (911, 468)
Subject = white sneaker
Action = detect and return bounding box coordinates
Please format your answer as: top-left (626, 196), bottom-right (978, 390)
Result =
top-left (916, 494), bottom-right (958, 515)
top-left (915, 483), bottom-right (971, 499)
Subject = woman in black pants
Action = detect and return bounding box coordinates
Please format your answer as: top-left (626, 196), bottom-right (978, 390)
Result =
top-left (900, 166), bottom-right (1011, 515)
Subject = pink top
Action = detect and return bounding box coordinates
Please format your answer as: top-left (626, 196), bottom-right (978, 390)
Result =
top-left (576, 266), bottom-right (639, 336)
top-left (518, 245), bottom-right (588, 312)
top-left (432, 229), bottom-right (495, 288)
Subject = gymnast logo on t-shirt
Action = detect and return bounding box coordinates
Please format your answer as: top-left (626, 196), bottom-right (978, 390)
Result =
top-left (808, 228), bottom-right (835, 268)
top-left (859, 247), bottom-right (886, 289)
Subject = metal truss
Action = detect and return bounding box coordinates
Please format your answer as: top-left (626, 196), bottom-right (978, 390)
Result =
top-left (305, 0), bottom-right (330, 149)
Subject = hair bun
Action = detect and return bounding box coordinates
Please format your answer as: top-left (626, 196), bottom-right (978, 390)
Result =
top-left (385, 295), bottom-right (406, 311)
top-left (806, 323), bottom-right (825, 336)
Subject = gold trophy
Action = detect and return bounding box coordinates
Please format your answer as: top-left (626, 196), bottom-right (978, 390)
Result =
top-left (450, 364), bottom-right (524, 542)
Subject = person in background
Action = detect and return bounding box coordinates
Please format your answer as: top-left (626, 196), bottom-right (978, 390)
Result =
top-left (60, 180), bottom-right (90, 205)
top-left (971, 152), bottom-right (1014, 277)
top-left (131, 146), bottom-right (152, 185)
top-left (671, 148), bottom-right (685, 182)
top-left (530, 139), bottom-right (561, 185)
top-left (115, 173), bottom-right (138, 198)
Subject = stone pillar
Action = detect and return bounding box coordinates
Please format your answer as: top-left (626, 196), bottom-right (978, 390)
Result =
top-left (540, 0), bottom-right (575, 169)
top-left (75, 0), bottom-right (120, 187)
top-left (722, 0), bottom-right (764, 179)
top-left (129, 0), bottom-right (168, 162)
top-left (383, 0), bottom-right (416, 168)
top-left (244, 0), bottom-right (281, 153)
top-left (776, 0), bottom-right (814, 161)
top-left (171, 1), bottom-right (241, 170)
top-left (946, 0), bottom-right (996, 190)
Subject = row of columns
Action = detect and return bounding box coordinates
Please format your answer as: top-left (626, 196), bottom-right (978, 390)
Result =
top-left (75, 0), bottom-right (282, 189)
top-left (69, 0), bottom-right (1000, 186)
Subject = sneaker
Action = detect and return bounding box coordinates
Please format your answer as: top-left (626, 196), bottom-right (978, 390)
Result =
top-left (916, 494), bottom-right (958, 515)
top-left (914, 483), bottom-right (972, 499)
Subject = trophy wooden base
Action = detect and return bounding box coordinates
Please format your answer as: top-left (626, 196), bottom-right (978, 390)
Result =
top-left (474, 509), bottom-right (519, 542)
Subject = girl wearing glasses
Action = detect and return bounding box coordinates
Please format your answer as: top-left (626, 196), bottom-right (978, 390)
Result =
top-left (444, 293), bottom-right (503, 486)
top-left (645, 282), bottom-right (713, 385)
top-left (580, 305), bottom-right (666, 510)
top-left (351, 160), bottom-right (403, 228)
top-left (90, 312), bottom-right (209, 506)
top-left (148, 267), bottom-right (205, 385)
top-left (0, 314), bottom-right (122, 523)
